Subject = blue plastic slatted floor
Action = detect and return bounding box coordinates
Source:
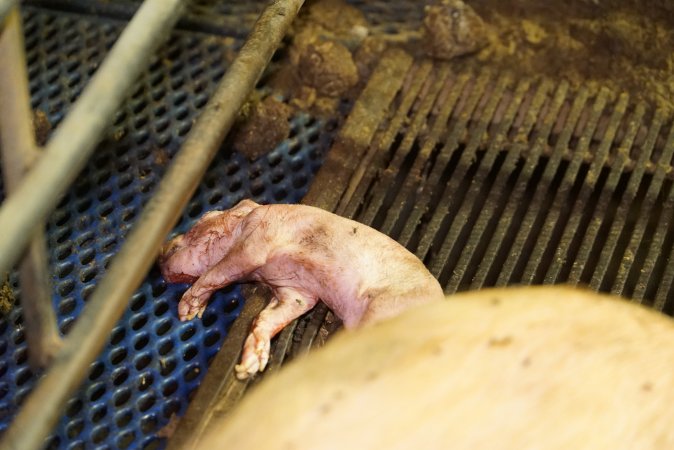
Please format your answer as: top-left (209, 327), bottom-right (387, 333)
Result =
top-left (0, 7), bottom-right (334, 449)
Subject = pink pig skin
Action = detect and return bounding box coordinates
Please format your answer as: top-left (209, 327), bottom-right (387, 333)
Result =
top-left (159, 199), bottom-right (444, 379)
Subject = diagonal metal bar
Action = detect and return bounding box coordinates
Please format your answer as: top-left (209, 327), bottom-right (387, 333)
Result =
top-left (639, 182), bottom-right (674, 307)
top-left (360, 65), bottom-right (451, 229)
top-left (568, 109), bottom-right (665, 285)
top-left (0, 0), bottom-right (17, 25)
top-left (165, 285), bottom-right (267, 450)
top-left (590, 123), bottom-right (674, 291)
top-left (653, 193), bottom-right (674, 310)
top-left (434, 78), bottom-right (531, 289)
top-left (443, 78), bottom-right (538, 293)
top-left (519, 91), bottom-right (625, 284)
top-left (0, 0), bottom-right (186, 282)
top-left (340, 61), bottom-right (433, 219)
top-left (545, 101), bottom-right (643, 286)
top-left (378, 65), bottom-right (453, 238)
top-left (423, 73), bottom-right (513, 276)
top-left (414, 71), bottom-right (496, 261)
top-left (470, 80), bottom-right (567, 289)
top-left (494, 86), bottom-right (593, 286)
top-left (0, 8), bottom-right (62, 369)
top-left (396, 72), bottom-right (470, 248)
top-left (0, 1), bottom-right (304, 448)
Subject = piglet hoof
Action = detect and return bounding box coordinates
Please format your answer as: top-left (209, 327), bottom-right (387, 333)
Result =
top-left (235, 331), bottom-right (271, 380)
top-left (178, 293), bottom-right (207, 321)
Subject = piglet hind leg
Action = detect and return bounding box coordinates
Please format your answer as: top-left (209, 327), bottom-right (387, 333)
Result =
top-left (178, 243), bottom-right (266, 321)
top-left (235, 288), bottom-right (318, 380)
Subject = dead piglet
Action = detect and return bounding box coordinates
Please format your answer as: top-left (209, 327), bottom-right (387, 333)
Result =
top-left (159, 200), bottom-right (444, 379)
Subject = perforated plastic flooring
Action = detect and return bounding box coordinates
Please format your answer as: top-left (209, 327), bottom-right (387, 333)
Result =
top-left (0, 6), bottom-right (334, 449)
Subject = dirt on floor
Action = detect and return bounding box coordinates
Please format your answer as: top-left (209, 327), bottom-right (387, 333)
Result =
top-left (462, 0), bottom-right (674, 112)
top-left (33, 109), bottom-right (52, 147)
top-left (231, 96), bottom-right (293, 160)
top-left (267, 0), bottom-right (378, 117)
top-left (0, 277), bottom-right (15, 317)
top-left (288, 0), bottom-right (674, 114)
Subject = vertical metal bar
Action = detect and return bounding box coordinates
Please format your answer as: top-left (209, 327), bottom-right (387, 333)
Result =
top-left (0, 0), bottom-right (187, 282)
top-left (0, 8), bottom-right (62, 369)
top-left (0, 1), bottom-right (305, 449)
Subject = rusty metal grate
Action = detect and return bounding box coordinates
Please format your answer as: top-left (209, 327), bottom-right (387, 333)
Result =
top-left (339, 61), bottom-right (674, 309)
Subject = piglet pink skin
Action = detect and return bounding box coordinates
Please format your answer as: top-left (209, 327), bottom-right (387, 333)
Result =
top-left (159, 199), bottom-right (444, 379)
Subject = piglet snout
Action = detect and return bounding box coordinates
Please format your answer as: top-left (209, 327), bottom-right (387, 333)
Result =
top-left (158, 235), bottom-right (198, 283)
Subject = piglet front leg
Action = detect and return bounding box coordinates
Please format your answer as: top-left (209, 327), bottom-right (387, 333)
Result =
top-left (236, 287), bottom-right (318, 380)
top-left (178, 242), bottom-right (266, 320)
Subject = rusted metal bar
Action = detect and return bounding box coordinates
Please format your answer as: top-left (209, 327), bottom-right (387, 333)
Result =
top-left (303, 48), bottom-right (414, 210)
top-left (341, 61), bottom-right (434, 219)
top-left (519, 91), bottom-right (624, 285)
top-left (591, 123), bottom-right (674, 292)
top-left (494, 86), bottom-right (593, 286)
top-left (470, 80), bottom-right (567, 289)
top-left (545, 101), bottom-right (643, 286)
top-left (0, 1), bottom-right (304, 448)
top-left (441, 78), bottom-right (534, 293)
top-left (0, 0), bottom-right (186, 286)
top-left (567, 108), bottom-right (664, 285)
top-left (413, 71), bottom-right (493, 262)
top-left (0, 8), bottom-right (62, 369)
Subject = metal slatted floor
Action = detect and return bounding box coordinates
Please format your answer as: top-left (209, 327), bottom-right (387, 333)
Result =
top-left (342, 61), bottom-right (674, 307)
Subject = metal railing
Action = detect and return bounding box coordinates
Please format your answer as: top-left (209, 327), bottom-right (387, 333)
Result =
top-left (0, 7), bottom-right (62, 369)
top-left (0, 0), bottom-right (305, 448)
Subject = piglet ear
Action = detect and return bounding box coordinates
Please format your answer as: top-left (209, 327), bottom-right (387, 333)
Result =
top-left (229, 199), bottom-right (259, 218)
